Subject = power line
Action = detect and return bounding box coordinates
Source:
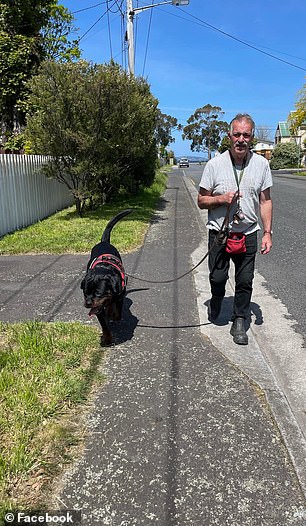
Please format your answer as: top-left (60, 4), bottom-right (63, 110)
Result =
top-left (72, 2), bottom-right (108, 15)
top-left (114, 0), bottom-right (125, 17)
top-left (244, 40), bottom-right (306, 64)
top-left (114, 1), bottom-right (127, 67)
top-left (107, 0), bottom-right (113, 58)
top-left (173, 7), bottom-right (306, 73)
top-left (79, 13), bottom-right (106, 41)
top-left (78, 0), bottom-right (119, 42)
top-left (142, 0), bottom-right (154, 76)
top-left (133, 0), bottom-right (306, 73)
top-left (74, 1), bottom-right (306, 75)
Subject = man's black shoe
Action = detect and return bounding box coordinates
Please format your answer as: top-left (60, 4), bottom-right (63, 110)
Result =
top-left (230, 317), bottom-right (248, 345)
top-left (208, 295), bottom-right (223, 322)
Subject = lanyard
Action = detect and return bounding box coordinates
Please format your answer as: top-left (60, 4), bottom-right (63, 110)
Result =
top-left (230, 153), bottom-right (246, 190)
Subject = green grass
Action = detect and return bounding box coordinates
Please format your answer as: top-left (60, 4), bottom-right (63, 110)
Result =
top-left (0, 321), bottom-right (104, 517)
top-left (0, 170), bottom-right (168, 255)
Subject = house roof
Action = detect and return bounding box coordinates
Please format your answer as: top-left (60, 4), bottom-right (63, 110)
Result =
top-left (277, 121), bottom-right (290, 137)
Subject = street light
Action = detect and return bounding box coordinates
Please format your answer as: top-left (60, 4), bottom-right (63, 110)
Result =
top-left (126, 0), bottom-right (190, 75)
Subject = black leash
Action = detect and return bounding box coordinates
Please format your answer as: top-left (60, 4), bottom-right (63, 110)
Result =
top-left (126, 248), bottom-right (212, 284)
top-left (126, 200), bottom-right (235, 285)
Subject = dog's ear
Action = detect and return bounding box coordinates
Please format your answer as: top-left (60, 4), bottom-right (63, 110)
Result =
top-left (80, 278), bottom-right (85, 290)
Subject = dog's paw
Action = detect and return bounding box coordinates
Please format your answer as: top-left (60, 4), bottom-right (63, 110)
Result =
top-left (100, 334), bottom-right (113, 347)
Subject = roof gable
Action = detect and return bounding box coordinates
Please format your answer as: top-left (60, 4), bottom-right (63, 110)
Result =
top-left (277, 121), bottom-right (290, 137)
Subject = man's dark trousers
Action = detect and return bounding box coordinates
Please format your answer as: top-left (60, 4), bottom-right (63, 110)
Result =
top-left (208, 230), bottom-right (258, 319)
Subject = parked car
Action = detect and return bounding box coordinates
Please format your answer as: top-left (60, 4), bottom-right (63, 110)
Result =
top-left (179, 157), bottom-right (189, 168)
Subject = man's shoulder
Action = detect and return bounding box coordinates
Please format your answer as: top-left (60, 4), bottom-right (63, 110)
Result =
top-left (206, 150), bottom-right (229, 168)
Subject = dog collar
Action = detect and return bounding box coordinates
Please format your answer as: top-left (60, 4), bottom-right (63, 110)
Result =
top-left (89, 254), bottom-right (126, 290)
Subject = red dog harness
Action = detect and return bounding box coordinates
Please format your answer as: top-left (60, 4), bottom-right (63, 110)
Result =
top-left (89, 254), bottom-right (126, 291)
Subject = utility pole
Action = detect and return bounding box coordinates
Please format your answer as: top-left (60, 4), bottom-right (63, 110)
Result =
top-left (126, 0), bottom-right (190, 75)
top-left (126, 0), bottom-right (135, 75)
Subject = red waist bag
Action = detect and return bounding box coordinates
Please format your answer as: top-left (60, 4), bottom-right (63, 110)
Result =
top-left (225, 232), bottom-right (246, 254)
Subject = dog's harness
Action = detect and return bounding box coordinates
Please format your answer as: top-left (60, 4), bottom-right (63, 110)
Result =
top-left (89, 254), bottom-right (126, 291)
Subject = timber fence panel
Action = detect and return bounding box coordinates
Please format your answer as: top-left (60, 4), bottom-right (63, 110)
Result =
top-left (0, 155), bottom-right (74, 237)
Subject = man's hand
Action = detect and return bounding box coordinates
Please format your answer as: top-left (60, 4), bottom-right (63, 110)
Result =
top-left (260, 232), bottom-right (272, 254)
top-left (221, 191), bottom-right (241, 206)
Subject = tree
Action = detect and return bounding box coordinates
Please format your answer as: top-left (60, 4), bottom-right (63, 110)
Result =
top-left (255, 125), bottom-right (272, 142)
top-left (182, 104), bottom-right (228, 160)
top-left (155, 110), bottom-right (178, 147)
top-left (40, 4), bottom-right (81, 63)
top-left (218, 135), bottom-right (230, 154)
top-left (25, 60), bottom-right (158, 215)
top-left (0, 0), bottom-right (80, 136)
top-left (270, 142), bottom-right (300, 169)
top-left (288, 82), bottom-right (306, 134)
top-left (0, 32), bottom-right (40, 133)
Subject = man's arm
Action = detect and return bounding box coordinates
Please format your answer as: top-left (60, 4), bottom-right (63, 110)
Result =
top-left (259, 187), bottom-right (273, 255)
top-left (198, 187), bottom-right (238, 210)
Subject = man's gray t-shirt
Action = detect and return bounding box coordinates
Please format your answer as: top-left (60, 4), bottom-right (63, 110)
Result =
top-left (199, 150), bottom-right (273, 234)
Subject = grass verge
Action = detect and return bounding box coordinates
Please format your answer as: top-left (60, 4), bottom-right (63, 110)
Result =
top-left (0, 169), bottom-right (168, 255)
top-left (0, 320), bottom-right (104, 521)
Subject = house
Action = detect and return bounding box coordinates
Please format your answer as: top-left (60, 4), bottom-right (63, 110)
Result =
top-left (252, 140), bottom-right (274, 160)
top-left (275, 121), bottom-right (291, 144)
top-left (275, 120), bottom-right (306, 166)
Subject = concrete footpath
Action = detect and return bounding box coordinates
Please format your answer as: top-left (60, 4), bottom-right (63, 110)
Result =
top-left (1, 171), bottom-right (306, 525)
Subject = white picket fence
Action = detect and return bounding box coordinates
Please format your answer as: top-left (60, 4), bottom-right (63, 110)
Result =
top-left (0, 154), bottom-right (74, 237)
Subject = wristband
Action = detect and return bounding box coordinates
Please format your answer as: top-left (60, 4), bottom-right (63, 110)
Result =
top-left (264, 230), bottom-right (273, 234)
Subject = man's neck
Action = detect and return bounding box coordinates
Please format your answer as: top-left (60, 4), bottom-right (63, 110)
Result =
top-left (230, 149), bottom-right (248, 166)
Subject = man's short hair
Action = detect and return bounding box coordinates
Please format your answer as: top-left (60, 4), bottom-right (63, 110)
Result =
top-left (229, 113), bottom-right (255, 135)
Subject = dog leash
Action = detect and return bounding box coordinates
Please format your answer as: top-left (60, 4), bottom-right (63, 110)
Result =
top-left (126, 199), bottom-right (235, 285)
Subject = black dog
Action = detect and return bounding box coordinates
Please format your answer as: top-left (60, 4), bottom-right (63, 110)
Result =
top-left (81, 209), bottom-right (132, 345)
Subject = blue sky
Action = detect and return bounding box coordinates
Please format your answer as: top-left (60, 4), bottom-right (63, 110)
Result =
top-left (62, 0), bottom-right (306, 157)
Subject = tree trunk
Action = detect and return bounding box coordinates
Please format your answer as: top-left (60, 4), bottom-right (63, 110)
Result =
top-left (75, 197), bottom-right (83, 217)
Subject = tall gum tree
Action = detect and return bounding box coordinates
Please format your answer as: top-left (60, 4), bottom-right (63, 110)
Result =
top-left (182, 104), bottom-right (228, 160)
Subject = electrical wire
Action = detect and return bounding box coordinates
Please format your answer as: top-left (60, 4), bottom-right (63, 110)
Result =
top-left (134, 0), bottom-right (139, 66)
top-left (173, 7), bottom-right (306, 73)
top-left (132, 0), bottom-right (306, 73)
top-left (244, 40), bottom-right (306, 64)
top-left (142, 0), bottom-right (154, 76)
top-left (114, 0), bottom-right (125, 17)
top-left (78, 0), bottom-right (119, 42)
top-left (74, 0), bottom-right (306, 74)
top-left (111, 1), bottom-right (126, 67)
top-left (120, 10), bottom-right (127, 69)
top-left (72, 2), bottom-right (108, 15)
top-left (106, 0), bottom-right (113, 59)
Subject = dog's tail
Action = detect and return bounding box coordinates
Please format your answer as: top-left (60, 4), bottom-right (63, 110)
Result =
top-left (101, 209), bottom-right (133, 243)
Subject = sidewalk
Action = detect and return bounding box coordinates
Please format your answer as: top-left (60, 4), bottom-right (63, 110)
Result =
top-left (1, 171), bottom-right (306, 524)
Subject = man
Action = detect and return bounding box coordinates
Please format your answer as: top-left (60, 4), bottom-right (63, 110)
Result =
top-left (198, 113), bottom-right (273, 345)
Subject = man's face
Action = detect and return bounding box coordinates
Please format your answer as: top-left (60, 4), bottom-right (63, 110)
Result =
top-left (228, 119), bottom-right (253, 157)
